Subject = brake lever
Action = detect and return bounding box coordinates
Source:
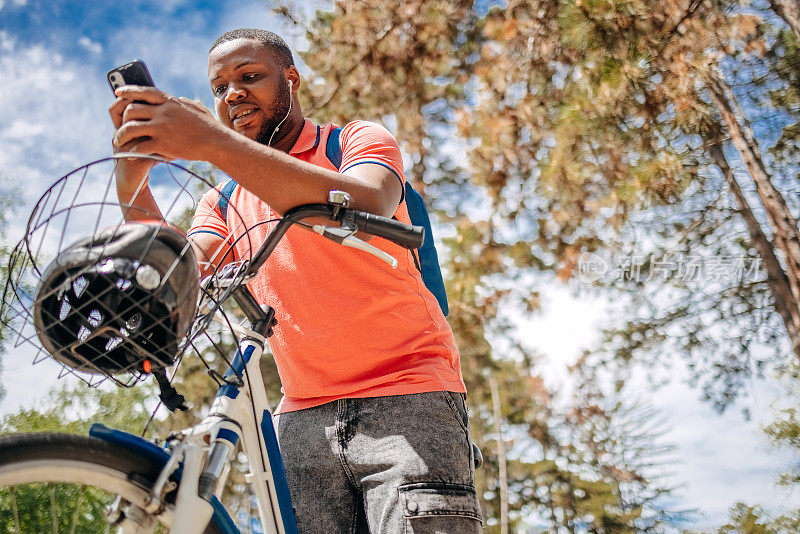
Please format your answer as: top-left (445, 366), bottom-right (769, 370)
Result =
top-left (311, 225), bottom-right (398, 269)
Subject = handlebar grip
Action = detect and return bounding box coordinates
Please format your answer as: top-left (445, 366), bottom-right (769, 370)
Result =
top-left (352, 212), bottom-right (425, 249)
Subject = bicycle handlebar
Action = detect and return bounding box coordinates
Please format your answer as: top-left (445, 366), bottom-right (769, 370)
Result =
top-left (351, 212), bottom-right (423, 249)
top-left (246, 203), bottom-right (424, 278)
top-left (217, 202), bottom-right (423, 326)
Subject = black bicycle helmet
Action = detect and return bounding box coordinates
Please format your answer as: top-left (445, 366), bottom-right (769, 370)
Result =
top-left (33, 222), bottom-right (200, 375)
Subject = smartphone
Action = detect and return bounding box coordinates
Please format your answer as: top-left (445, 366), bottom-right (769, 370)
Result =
top-left (106, 60), bottom-right (155, 94)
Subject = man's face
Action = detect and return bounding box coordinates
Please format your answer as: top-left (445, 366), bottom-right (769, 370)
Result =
top-left (208, 38), bottom-right (291, 146)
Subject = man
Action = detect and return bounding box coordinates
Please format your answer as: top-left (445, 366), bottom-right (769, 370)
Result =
top-left (109, 28), bottom-right (482, 533)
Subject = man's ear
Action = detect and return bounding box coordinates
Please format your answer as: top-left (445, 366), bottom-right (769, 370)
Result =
top-left (286, 66), bottom-right (300, 93)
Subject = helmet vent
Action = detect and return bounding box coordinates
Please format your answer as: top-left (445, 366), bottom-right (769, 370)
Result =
top-left (87, 309), bottom-right (103, 327)
top-left (116, 279), bottom-right (132, 291)
top-left (105, 337), bottom-right (123, 351)
top-left (72, 276), bottom-right (88, 298)
top-left (125, 313), bottom-right (142, 332)
top-left (59, 296), bottom-right (71, 321)
top-left (77, 325), bottom-right (90, 343)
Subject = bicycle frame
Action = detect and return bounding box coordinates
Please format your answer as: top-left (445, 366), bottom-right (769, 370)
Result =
top-left (162, 311), bottom-right (296, 534)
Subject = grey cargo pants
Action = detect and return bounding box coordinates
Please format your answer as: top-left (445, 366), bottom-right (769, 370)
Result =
top-left (274, 391), bottom-right (483, 533)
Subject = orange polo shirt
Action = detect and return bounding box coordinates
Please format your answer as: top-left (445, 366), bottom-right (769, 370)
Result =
top-left (189, 119), bottom-right (465, 413)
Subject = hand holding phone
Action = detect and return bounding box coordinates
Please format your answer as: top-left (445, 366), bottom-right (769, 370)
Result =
top-left (108, 60), bottom-right (218, 163)
top-left (107, 60), bottom-right (159, 183)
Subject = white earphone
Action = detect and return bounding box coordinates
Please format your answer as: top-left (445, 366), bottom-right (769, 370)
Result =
top-left (268, 79), bottom-right (294, 146)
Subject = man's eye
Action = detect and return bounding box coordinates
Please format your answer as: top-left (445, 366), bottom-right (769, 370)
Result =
top-left (242, 73), bottom-right (257, 81)
top-left (214, 85), bottom-right (227, 96)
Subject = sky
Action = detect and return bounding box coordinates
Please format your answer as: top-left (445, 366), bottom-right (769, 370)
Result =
top-left (0, 0), bottom-right (798, 530)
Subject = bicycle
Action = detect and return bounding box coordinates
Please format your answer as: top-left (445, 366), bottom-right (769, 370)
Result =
top-left (0, 155), bottom-right (425, 533)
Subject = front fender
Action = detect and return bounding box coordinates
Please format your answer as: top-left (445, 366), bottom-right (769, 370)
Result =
top-left (89, 423), bottom-right (239, 534)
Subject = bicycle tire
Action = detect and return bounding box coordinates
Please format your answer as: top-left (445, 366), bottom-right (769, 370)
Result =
top-left (0, 432), bottom-right (225, 533)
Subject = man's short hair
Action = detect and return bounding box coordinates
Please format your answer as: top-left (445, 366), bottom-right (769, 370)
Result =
top-left (210, 28), bottom-right (294, 67)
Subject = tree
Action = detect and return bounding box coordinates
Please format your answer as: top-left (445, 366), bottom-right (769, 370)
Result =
top-left (718, 502), bottom-right (776, 534)
top-left (273, 0), bottom-right (800, 416)
top-left (447, 0), bottom-right (800, 412)
top-left (270, 0), bottom-right (727, 525)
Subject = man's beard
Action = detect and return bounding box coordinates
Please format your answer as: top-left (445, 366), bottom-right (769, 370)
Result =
top-left (255, 76), bottom-right (291, 146)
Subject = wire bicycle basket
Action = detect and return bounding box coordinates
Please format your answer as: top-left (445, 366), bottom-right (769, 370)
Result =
top-left (1, 155), bottom-right (255, 389)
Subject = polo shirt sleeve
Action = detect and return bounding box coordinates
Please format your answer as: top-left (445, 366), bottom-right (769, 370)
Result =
top-left (339, 120), bottom-right (406, 203)
top-left (188, 187), bottom-right (230, 242)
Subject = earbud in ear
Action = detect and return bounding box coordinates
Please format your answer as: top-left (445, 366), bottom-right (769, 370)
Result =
top-left (288, 80), bottom-right (293, 91)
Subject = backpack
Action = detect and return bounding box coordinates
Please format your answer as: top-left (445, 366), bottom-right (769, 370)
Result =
top-left (402, 182), bottom-right (449, 316)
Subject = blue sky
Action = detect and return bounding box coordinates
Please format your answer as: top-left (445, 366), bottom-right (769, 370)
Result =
top-left (1, 0), bottom-right (799, 530)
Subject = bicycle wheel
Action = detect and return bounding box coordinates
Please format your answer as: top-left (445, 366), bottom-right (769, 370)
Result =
top-left (0, 432), bottom-right (224, 533)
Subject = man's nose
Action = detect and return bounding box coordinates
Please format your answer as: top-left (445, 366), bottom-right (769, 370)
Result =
top-left (225, 85), bottom-right (247, 103)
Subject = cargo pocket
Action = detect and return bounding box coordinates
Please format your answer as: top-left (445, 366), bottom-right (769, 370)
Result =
top-left (398, 482), bottom-right (483, 533)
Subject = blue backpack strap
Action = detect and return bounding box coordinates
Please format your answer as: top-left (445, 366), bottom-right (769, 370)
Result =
top-left (326, 125), bottom-right (447, 314)
top-left (404, 182), bottom-right (449, 316)
top-left (325, 127), bottom-right (343, 169)
top-left (217, 179), bottom-right (238, 220)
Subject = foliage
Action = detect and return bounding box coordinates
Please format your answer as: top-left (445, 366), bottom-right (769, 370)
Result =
top-left (5, 0), bottom-right (800, 528)
top-left (710, 502), bottom-right (800, 534)
top-left (718, 503), bottom-right (776, 533)
top-left (0, 382), bottom-right (154, 435)
top-left (0, 482), bottom-right (123, 533)
top-left (273, 0), bottom-right (800, 528)
top-left (0, 383), bottom-right (158, 533)
top-left (0, 180), bottom-right (20, 404)
top-left (279, 0), bottom-right (800, 415)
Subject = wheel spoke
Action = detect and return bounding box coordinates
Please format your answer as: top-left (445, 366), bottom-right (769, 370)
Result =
top-left (69, 488), bottom-right (84, 534)
top-left (10, 486), bottom-right (21, 533)
top-left (49, 483), bottom-right (59, 533)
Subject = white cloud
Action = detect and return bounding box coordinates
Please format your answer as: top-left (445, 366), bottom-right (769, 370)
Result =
top-left (0, 31), bottom-right (13, 52)
top-left (0, 28), bottom-right (230, 414)
top-left (0, 39), bottom-right (111, 244)
top-left (650, 376), bottom-right (800, 528)
top-left (0, 36), bottom-right (125, 408)
top-left (0, 16), bottom-right (254, 411)
top-left (104, 27), bottom-right (212, 104)
top-left (0, 0), bottom-right (28, 11)
top-left (78, 36), bottom-right (102, 55)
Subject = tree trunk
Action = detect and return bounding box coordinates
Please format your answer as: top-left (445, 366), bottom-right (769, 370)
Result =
top-left (706, 70), bottom-right (800, 355)
top-left (706, 132), bottom-right (800, 360)
top-left (565, 474), bottom-right (577, 534)
top-left (770, 0), bottom-right (800, 43)
top-left (488, 375), bottom-right (509, 534)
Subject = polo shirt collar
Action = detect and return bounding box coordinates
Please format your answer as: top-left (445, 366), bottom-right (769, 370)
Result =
top-left (289, 118), bottom-right (321, 155)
